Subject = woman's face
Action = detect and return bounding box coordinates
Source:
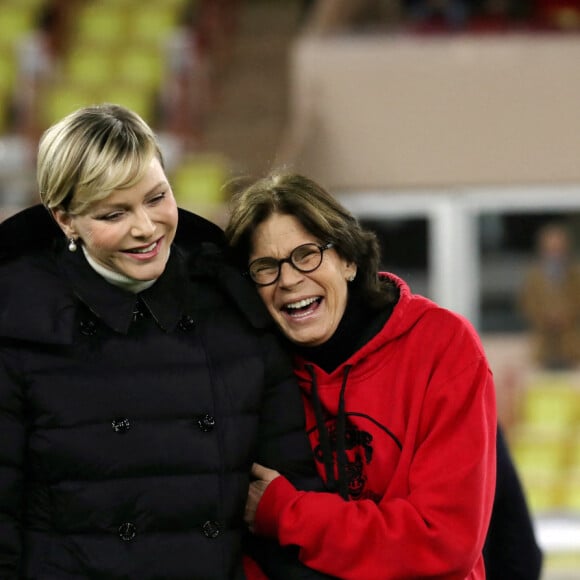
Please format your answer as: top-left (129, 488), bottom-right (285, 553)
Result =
top-left (250, 213), bottom-right (356, 347)
top-left (55, 157), bottom-right (178, 281)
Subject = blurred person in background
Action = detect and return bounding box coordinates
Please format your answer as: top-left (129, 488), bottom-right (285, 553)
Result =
top-left (0, 105), bottom-right (324, 580)
top-left (404, 0), bottom-right (474, 29)
top-left (535, 0), bottom-right (580, 28)
top-left (519, 222), bottom-right (580, 370)
top-left (226, 172), bottom-right (497, 579)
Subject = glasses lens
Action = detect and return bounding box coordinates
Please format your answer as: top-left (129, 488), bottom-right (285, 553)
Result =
top-left (291, 243), bottom-right (323, 272)
top-left (249, 259), bottom-right (279, 285)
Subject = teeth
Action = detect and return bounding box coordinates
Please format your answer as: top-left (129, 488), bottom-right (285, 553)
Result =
top-left (286, 297), bottom-right (317, 310)
top-left (131, 241), bottom-right (157, 254)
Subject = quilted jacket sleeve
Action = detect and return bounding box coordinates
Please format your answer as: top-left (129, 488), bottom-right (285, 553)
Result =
top-left (254, 332), bottom-right (322, 489)
top-left (247, 332), bottom-right (334, 580)
top-left (0, 352), bottom-right (25, 578)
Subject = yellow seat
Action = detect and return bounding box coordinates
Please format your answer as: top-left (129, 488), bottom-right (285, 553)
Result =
top-left (519, 377), bottom-right (580, 432)
top-left (38, 84), bottom-right (97, 129)
top-left (64, 46), bottom-right (115, 88)
top-left (74, 4), bottom-right (128, 47)
top-left (517, 472), bottom-right (563, 513)
top-left (567, 429), bottom-right (580, 470)
top-left (0, 90), bottom-right (10, 134)
top-left (1, 0), bottom-right (45, 8)
top-left (130, 5), bottom-right (180, 45)
top-left (115, 46), bottom-right (165, 90)
top-left (560, 470), bottom-right (580, 512)
top-left (0, 50), bottom-right (17, 96)
top-left (171, 155), bottom-right (230, 219)
top-left (510, 426), bottom-right (570, 474)
top-left (0, 4), bottom-right (36, 49)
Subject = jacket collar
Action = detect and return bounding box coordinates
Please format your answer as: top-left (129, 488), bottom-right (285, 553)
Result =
top-left (58, 242), bottom-right (188, 334)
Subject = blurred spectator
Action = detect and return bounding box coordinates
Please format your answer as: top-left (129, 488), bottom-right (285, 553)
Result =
top-left (519, 222), bottom-right (580, 370)
top-left (471, 0), bottom-right (535, 30)
top-left (302, 0), bottom-right (402, 34)
top-left (402, 0), bottom-right (533, 31)
top-left (404, 0), bottom-right (474, 30)
top-left (535, 0), bottom-right (580, 29)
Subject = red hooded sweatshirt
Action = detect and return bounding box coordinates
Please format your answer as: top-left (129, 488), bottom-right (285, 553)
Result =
top-left (253, 273), bottom-right (497, 580)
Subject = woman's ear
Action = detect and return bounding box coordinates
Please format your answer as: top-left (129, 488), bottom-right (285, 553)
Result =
top-left (51, 207), bottom-right (76, 238)
top-left (346, 263), bottom-right (357, 283)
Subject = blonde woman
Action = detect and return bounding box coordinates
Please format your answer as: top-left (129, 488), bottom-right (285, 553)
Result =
top-left (0, 105), bottom-right (320, 579)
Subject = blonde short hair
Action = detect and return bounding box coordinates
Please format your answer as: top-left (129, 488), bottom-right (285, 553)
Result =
top-left (38, 103), bottom-right (163, 215)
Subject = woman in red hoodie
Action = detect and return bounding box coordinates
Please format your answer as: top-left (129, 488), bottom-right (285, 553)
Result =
top-left (226, 173), bottom-right (498, 580)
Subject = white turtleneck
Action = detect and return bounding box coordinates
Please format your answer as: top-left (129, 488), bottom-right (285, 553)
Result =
top-left (82, 246), bottom-right (158, 294)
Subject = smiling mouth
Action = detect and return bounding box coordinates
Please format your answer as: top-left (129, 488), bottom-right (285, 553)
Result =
top-left (123, 239), bottom-right (161, 255)
top-left (283, 296), bottom-right (322, 316)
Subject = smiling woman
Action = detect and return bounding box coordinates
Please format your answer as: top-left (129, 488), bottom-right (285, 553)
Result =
top-left (0, 105), bottom-right (325, 580)
top-left (225, 172), bottom-right (499, 580)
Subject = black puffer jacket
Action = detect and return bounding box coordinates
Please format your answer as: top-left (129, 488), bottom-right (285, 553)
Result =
top-left (0, 206), bottom-right (318, 580)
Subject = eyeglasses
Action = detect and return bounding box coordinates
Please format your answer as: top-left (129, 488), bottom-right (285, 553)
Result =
top-left (247, 242), bottom-right (334, 286)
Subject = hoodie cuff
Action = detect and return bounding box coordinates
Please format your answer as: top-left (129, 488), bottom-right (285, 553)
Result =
top-left (254, 476), bottom-right (298, 538)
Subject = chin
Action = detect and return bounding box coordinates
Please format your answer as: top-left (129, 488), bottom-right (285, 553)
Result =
top-left (288, 333), bottom-right (322, 347)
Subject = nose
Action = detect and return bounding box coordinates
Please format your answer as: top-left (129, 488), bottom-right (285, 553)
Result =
top-left (131, 209), bottom-right (156, 238)
top-left (277, 260), bottom-right (303, 287)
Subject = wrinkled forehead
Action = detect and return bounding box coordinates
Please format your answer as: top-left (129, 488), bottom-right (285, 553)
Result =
top-left (250, 213), bottom-right (318, 259)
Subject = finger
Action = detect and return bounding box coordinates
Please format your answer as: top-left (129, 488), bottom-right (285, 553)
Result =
top-left (251, 462), bottom-right (268, 479)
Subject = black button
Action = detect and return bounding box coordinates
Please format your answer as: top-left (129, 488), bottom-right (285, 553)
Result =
top-left (197, 414), bottom-right (215, 432)
top-left (202, 520), bottom-right (221, 538)
top-left (118, 522), bottom-right (136, 541)
top-left (112, 418), bottom-right (131, 433)
top-left (79, 319), bottom-right (97, 336)
top-left (132, 301), bottom-right (146, 322)
top-left (178, 315), bottom-right (195, 331)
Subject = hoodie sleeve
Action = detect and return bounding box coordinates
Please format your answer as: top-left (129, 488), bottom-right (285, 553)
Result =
top-left (0, 353), bottom-right (25, 578)
top-left (253, 311), bottom-right (497, 580)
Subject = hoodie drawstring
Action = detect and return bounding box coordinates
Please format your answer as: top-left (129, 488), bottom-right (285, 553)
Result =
top-left (336, 365), bottom-right (352, 499)
top-left (305, 363), bottom-right (353, 501)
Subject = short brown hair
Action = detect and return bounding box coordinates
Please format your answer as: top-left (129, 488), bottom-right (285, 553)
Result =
top-left (225, 172), bottom-right (396, 308)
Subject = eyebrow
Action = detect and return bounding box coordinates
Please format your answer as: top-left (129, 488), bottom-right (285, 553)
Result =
top-left (251, 241), bottom-right (321, 261)
top-left (95, 181), bottom-right (168, 210)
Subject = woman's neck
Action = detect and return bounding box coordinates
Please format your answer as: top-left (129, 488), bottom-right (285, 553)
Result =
top-left (295, 290), bottom-right (391, 373)
top-left (82, 246), bottom-right (158, 293)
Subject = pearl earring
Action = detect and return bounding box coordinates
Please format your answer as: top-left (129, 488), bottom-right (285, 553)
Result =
top-left (68, 237), bottom-right (78, 252)
top-left (348, 273), bottom-right (356, 282)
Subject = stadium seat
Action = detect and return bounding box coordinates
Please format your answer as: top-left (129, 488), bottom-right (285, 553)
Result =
top-left (170, 154), bottom-right (229, 210)
top-left (519, 376), bottom-right (580, 432)
top-left (130, 5), bottom-right (181, 45)
top-left (74, 4), bottom-right (128, 47)
top-left (115, 46), bottom-right (165, 91)
top-left (38, 84), bottom-right (97, 129)
top-left (0, 4), bottom-right (37, 50)
top-left (64, 45), bottom-right (115, 88)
